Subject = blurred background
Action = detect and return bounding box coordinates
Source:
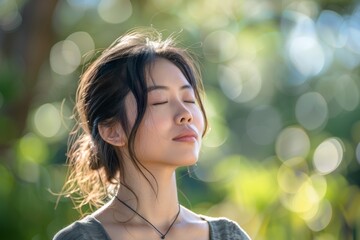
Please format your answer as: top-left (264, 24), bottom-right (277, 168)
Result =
top-left (1, 0), bottom-right (360, 239)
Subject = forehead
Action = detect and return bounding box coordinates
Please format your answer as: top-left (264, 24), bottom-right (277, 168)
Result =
top-left (146, 58), bottom-right (190, 87)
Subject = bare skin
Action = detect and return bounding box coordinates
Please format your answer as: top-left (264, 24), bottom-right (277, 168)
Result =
top-left (93, 172), bottom-right (210, 240)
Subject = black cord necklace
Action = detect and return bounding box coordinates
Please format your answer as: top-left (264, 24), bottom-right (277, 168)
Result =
top-left (115, 196), bottom-right (181, 239)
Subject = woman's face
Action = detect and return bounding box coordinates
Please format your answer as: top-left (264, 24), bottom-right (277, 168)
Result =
top-left (125, 58), bottom-right (205, 168)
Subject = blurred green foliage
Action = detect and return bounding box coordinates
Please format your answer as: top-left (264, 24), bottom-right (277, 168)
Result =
top-left (1, 0), bottom-right (360, 239)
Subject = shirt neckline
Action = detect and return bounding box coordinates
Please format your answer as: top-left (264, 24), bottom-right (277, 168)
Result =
top-left (87, 214), bottom-right (214, 240)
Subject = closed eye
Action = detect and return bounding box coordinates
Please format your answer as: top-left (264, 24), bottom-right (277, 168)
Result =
top-left (184, 100), bottom-right (196, 104)
top-left (152, 101), bottom-right (168, 106)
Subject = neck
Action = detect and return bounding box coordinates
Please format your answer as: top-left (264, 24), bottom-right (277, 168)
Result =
top-left (116, 164), bottom-right (180, 227)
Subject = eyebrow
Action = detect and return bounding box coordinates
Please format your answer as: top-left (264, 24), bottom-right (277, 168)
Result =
top-left (147, 84), bottom-right (193, 92)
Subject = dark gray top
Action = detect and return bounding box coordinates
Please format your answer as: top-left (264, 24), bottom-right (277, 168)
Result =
top-left (53, 215), bottom-right (251, 240)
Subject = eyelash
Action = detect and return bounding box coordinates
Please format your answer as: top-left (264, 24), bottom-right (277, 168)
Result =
top-left (152, 101), bottom-right (168, 106)
top-left (152, 100), bottom-right (196, 106)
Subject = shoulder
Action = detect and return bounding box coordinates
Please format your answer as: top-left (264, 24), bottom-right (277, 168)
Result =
top-left (53, 215), bottom-right (110, 240)
top-left (200, 215), bottom-right (251, 240)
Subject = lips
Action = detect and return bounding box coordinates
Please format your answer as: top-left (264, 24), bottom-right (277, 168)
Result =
top-left (172, 129), bottom-right (198, 142)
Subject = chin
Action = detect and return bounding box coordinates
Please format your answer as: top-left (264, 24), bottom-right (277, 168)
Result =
top-left (172, 155), bottom-right (199, 167)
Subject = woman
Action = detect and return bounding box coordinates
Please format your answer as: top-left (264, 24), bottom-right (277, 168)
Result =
top-left (54, 29), bottom-right (250, 240)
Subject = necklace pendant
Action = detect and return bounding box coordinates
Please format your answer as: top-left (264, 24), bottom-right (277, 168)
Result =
top-left (161, 236), bottom-right (165, 239)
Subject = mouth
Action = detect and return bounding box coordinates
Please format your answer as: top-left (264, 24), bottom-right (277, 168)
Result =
top-left (172, 130), bottom-right (198, 142)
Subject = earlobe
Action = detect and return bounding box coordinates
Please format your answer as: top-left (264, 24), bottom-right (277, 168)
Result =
top-left (98, 122), bottom-right (126, 147)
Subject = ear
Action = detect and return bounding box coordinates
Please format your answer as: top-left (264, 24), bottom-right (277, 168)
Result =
top-left (98, 122), bottom-right (126, 147)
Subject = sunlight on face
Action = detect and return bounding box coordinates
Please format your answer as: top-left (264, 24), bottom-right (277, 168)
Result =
top-left (125, 58), bottom-right (205, 168)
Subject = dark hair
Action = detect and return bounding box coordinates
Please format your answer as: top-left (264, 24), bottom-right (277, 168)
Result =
top-left (60, 29), bottom-right (208, 212)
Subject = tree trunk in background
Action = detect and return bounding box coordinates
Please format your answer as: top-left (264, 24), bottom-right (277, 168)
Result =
top-left (0, 0), bottom-right (58, 153)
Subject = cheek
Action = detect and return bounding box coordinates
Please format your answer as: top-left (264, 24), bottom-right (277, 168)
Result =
top-left (137, 109), bottom-right (168, 139)
top-left (133, 111), bottom-right (167, 156)
top-left (142, 109), bottom-right (165, 129)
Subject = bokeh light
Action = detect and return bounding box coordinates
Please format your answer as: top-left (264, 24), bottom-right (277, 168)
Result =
top-left (313, 138), bottom-right (344, 175)
top-left (66, 31), bottom-right (95, 60)
top-left (295, 92), bottom-right (328, 131)
top-left (17, 160), bottom-right (40, 183)
top-left (33, 103), bottom-right (62, 138)
top-left (356, 143), bottom-right (360, 165)
top-left (218, 65), bottom-right (243, 100)
top-left (277, 161), bottom-right (308, 194)
top-left (347, 7), bottom-right (360, 54)
top-left (309, 174), bottom-right (327, 200)
top-left (50, 40), bottom-right (81, 75)
top-left (316, 10), bottom-right (347, 48)
top-left (202, 88), bottom-right (229, 149)
top-left (336, 46), bottom-right (360, 69)
top-left (203, 30), bottom-right (238, 62)
top-left (276, 127), bottom-right (310, 162)
top-left (97, 0), bottom-right (132, 24)
top-left (202, 116), bottom-right (229, 148)
top-left (286, 1), bottom-right (319, 17)
top-left (315, 74), bottom-right (360, 118)
top-left (279, 169), bottom-right (329, 221)
top-left (0, 0), bottom-right (22, 31)
top-left (17, 133), bottom-right (49, 164)
top-left (219, 61), bottom-right (262, 103)
top-left (288, 35), bottom-right (326, 77)
top-left (305, 200), bottom-right (332, 232)
top-left (293, 180), bottom-right (321, 213)
top-left (334, 75), bottom-right (359, 111)
top-left (67, 0), bottom-right (99, 10)
top-left (285, 12), bottom-right (327, 78)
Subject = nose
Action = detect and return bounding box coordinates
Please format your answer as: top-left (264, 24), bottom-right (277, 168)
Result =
top-left (175, 104), bottom-right (193, 125)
